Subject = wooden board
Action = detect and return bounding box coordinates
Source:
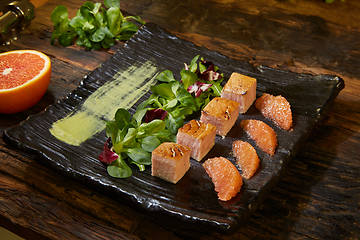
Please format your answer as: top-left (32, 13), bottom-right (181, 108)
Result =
top-left (3, 23), bottom-right (344, 232)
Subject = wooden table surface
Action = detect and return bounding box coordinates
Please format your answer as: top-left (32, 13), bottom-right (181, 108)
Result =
top-left (0, 0), bottom-right (359, 239)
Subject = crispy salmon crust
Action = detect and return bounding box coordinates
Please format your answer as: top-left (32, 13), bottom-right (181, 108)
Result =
top-left (176, 120), bottom-right (216, 161)
top-left (255, 93), bottom-right (293, 130)
top-left (200, 97), bottom-right (240, 136)
top-left (151, 142), bottom-right (191, 184)
top-left (232, 140), bottom-right (260, 179)
top-left (240, 119), bottom-right (278, 156)
top-left (221, 72), bottom-right (257, 113)
top-left (203, 157), bottom-right (242, 201)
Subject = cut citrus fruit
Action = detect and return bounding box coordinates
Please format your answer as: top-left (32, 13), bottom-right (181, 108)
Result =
top-left (203, 157), bottom-right (242, 201)
top-left (232, 140), bottom-right (260, 179)
top-left (0, 50), bottom-right (51, 114)
top-left (255, 93), bottom-right (293, 130)
top-left (240, 119), bottom-right (278, 156)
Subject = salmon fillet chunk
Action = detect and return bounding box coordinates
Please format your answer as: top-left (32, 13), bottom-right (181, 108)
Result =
top-left (200, 97), bottom-right (240, 137)
top-left (203, 157), bottom-right (242, 201)
top-left (151, 142), bottom-right (191, 184)
top-left (240, 119), bottom-right (278, 156)
top-left (232, 140), bottom-right (260, 179)
top-left (255, 93), bottom-right (293, 130)
top-left (176, 120), bottom-right (216, 161)
top-left (221, 72), bottom-right (257, 113)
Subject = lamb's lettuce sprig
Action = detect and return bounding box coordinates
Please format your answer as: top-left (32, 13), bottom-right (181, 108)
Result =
top-left (51, 0), bottom-right (145, 50)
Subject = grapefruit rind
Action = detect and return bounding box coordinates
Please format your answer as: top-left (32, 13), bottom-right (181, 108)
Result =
top-left (0, 50), bottom-right (51, 114)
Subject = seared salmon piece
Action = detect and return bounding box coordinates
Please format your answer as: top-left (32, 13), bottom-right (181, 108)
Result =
top-left (221, 72), bottom-right (257, 113)
top-left (232, 140), bottom-right (260, 179)
top-left (151, 142), bottom-right (191, 184)
top-left (200, 97), bottom-right (240, 137)
top-left (240, 119), bottom-right (278, 156)
top-left (255, 93), bottom-right (293, 130)
top-left (176, 120), bottom-right (216, 161)
top-left (203, 157), bottom-right (242, 201)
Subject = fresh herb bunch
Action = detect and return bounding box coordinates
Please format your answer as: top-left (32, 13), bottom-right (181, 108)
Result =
top-left (50, 0), bottom-right (145, 50)
top-left (99, 55), bottom-right (224, 178)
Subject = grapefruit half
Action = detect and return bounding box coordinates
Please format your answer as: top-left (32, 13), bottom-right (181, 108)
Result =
top-left (0, 50), bottom-right (51, 114)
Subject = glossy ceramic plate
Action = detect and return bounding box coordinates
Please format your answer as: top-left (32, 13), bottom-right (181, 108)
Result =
top-left (3, 23), bottom-right (344, 232)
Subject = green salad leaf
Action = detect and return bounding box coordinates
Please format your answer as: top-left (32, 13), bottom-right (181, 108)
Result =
top-left (107, 156), bottom-right (132, 178)
top-left (104, 0), bottom-right (120, 8)
top-left (50, 0), bottom-right (145, 50)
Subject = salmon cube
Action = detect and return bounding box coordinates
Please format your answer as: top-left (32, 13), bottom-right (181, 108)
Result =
top-left (221, 72), bottom-right (257, 113)
top-left (232, 140), bottom-right (260, 179)
top-left (176, 120), bottom-right (216, 161)
top-left (200, 97), bottom-right (240, 137)
top-left (240, 119), bottom-right (278, 156)
top-left (203, 157), bottom-right (242, 201)
top-left (151, 142), bottom-right (191, 184)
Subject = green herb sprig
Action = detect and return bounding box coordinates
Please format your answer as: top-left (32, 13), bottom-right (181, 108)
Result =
top-left (50, 0), bottom-right (145, 50)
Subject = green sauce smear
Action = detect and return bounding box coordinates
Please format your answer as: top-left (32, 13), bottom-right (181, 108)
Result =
top-left (50, 61), bottom-right (158, 146)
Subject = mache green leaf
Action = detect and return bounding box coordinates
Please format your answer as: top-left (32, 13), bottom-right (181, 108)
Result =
top-left (180, 69), bottom-right (197, 89)
top-left (104, 0), bottom-right (120, 8)
top-left (137, 120), bottom-right (165, 137)
top-left (107, 156), bottom-right (132, 178)
top-left (189, 55), bottom-right (200, 72)
top-left (119, 21), bottom-right (139, 34)
top-left (51, 5), bottom-right (68, 24)
top-left (114, 108), bottom-right (132, 129)
top-left (211, 81), bottom-right (223, 97)
top-left (106, 7), bottom-right (122, 35)
top-left (90, 27), bottom-right (106, 42)
top-left (122, 128), bottom-right (137, 147)
top-left (151, 83), bottom-right (175, 99)
top-left (126, 148), bottom-right (151, 165)
top-left (156, 70), bottom-right (176, 83)
top-left (124, 15), bottom-right (146, 25)
top-left (141, 136), bottom-right (161, 152)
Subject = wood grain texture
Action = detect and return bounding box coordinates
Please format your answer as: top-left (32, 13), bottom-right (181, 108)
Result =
top-left (3, 22), bottom-right (344, 232)
top-left (0, 0), bottom-right (359, 239)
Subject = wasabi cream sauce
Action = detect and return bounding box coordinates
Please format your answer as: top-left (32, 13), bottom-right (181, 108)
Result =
top-left (50, 61), bottom-right (158, 146)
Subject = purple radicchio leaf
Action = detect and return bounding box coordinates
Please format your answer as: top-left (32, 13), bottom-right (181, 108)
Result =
top-left (144, 108), bottom-right (168, 123)
top-left (198, 59), bottom-right (222, 81)
top-left (187, 81), bottom-right (212, 97)
top-left (201, 70), bottom-right (221, 81)
top-left (99, 138), bottom-right (118, 164)
top-left (200, 59), bottom-right (213, 69)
